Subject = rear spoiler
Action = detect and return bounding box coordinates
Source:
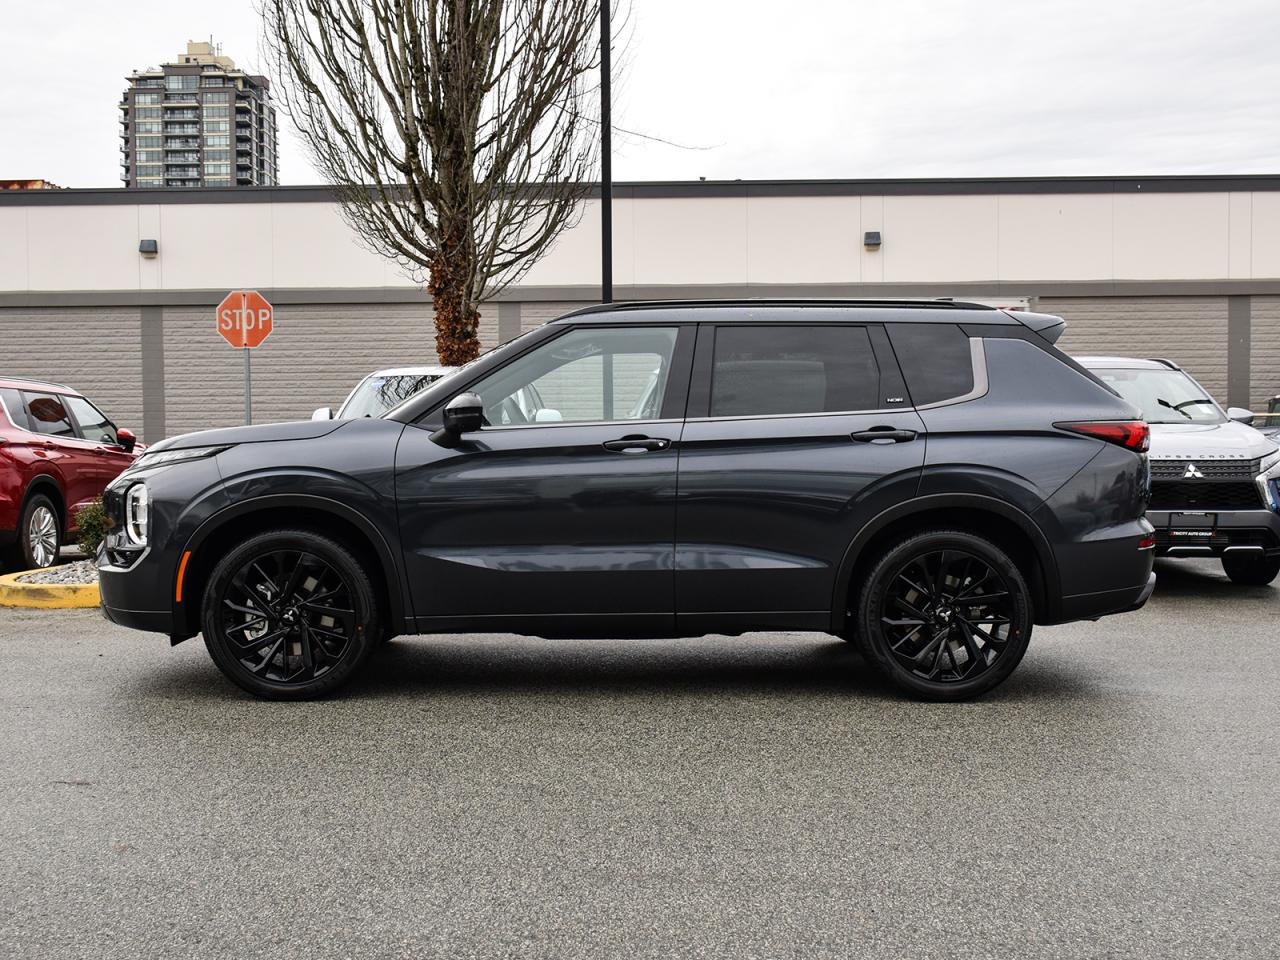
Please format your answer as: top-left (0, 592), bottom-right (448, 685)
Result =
top-left (1006, 310), bottom-right (1066, 345)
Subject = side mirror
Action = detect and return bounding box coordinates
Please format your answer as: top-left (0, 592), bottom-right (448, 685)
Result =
top-left (311, 406), bottom-right (334, 421)
top-left (116, 428), bottom-right (137, 453)
top-left (1227, 406), bottom-right (1255, 425)
top-left (442, 392), bottom-right (485, 436)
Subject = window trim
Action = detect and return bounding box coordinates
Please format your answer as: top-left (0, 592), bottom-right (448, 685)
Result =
top-left (420, 323), bottom-right (696, 431)
top-left (912, 338), bottom-right (988, 410)
top-left (18, 390), bottom-right (78, 440)
top-left (62, 394), bottom-right (119, 445)
top-left (691, 322), bottom-right (888, 420)
top-left (687, 328), bottom-right (987, 419)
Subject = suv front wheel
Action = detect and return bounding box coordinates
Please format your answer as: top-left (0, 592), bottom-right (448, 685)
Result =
top-left (855, 530), bottom-right (1033, 701)
top-left (1221, 553), bottom-right (1280, 586)
top-left (15, 493), bottom-right (61, 570)
top-left (201, 529), bottom-right (382, 700)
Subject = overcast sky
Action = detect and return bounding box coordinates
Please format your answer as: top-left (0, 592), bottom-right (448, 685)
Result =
top-left (3, 0), bottom-right (1278, 187)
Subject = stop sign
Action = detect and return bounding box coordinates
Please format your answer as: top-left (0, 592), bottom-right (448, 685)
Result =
top-left (216, 290), bottom-right (273, 348)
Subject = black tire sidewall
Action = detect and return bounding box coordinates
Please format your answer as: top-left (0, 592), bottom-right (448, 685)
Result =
top-left (201, 529), bottom-right (381, 700)
top-left (19, 493), bottom-right (61, 570)
top-left (857, 530), bottom-right (1033, 701)
top-left (1221, 553), bottom-right (1280, 586)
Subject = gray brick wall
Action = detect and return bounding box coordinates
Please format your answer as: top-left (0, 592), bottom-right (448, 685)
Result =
top-left (163, 302), bottom-right (447, 436)
top-left (1251, 296), bottom-right (1280, 412)
top-left (1042, 296), bottom-right (1229, 401)
top-left (0, 308), bottom-right (145, 437)
top-left (517, 301), bottom-right (595, 333)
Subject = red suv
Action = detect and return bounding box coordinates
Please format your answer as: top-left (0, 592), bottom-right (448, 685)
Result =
top-left (1, 378), bottom-right (140, 570)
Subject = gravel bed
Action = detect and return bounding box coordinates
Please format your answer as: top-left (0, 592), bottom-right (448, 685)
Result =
top-left (15, 559), bottom-right (99, 585)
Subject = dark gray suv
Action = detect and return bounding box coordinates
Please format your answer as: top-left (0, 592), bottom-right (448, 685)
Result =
top-left (98, 300), bottom-right (1155, 701)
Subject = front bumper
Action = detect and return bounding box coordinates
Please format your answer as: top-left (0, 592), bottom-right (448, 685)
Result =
top-left (99, 554), bottom-right (176, 635)
top-left (1147, 508), bottom-right (1280, 559)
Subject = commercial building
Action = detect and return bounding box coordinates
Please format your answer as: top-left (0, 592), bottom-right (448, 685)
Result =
top-left (120, 42), bottom-right (278, 190)
top-left (2, 175), bottom-right (1279, 441)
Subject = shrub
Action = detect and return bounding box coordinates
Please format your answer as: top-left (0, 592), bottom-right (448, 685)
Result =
top-left (74, 497), bottom-right (110, 557)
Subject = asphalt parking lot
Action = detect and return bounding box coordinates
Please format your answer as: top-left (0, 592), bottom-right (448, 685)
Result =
top-left (0, 559), bottom-right (1276, 960)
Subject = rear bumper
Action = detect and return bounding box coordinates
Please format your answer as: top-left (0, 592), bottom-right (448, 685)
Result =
top-left (1052, 571), bottom-right (1156, 624)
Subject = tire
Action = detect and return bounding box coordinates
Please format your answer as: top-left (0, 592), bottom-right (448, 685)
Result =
top-left (201, 528), bottom-right (382, 700)
top-left (1221, 553), bottom-right (1280, 586)
top-left (16, 493), bottom-right (62, 570)
top-left (855, 529), bottom-right (1033, 701)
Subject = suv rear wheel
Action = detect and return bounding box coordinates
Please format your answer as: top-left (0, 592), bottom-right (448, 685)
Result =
top-left (1221, 553), bottom-right (1280, 586)
top-left (855, 530), bottom-right (1033, 701)
top-left (201, 529), bottom-right (382, 700)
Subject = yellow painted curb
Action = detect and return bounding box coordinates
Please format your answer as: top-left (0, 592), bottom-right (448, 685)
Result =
top-left (0, 570), bottom-right (100, 609)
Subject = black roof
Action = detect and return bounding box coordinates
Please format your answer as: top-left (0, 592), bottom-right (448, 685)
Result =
top-left (556, 299), bottom-right (1003, 323)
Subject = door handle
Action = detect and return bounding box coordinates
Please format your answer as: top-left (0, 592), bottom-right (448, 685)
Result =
top-left (850, 427), bottom-right (918, 444)
top-left (602, 436), bottom-right (671, 454)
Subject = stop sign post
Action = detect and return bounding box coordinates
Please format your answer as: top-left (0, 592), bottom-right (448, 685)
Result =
top-left (216, 290), bottom-right (273, 424)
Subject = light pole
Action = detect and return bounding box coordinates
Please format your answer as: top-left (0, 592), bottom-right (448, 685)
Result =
top-left (600, 0), bottom-right (612, 303)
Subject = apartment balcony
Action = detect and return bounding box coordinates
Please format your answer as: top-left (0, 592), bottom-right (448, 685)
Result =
top-left (165, 138), bottom-right (200, 150)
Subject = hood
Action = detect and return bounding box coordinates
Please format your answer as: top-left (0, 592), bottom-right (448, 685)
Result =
top-left (146, 419), bottom-right (347, 453)
top-left (1148, 420), bottom-right (1279, 462)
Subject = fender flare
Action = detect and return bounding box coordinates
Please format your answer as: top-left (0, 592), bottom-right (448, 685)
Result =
top-left (828, 492), bottom-right (1060, 631)
top-left (173, 492), bottom-right (409, 635)
top-left (22, 473), bottom-right (67, 524)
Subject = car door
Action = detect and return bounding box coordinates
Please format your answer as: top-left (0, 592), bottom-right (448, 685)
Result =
top-left (62, 394), bottom-right (135, 488)
top-left (674, 322), bottom-right (927, 633)
top-left (20, 391), bottom-right (101, 525)
top-left (394, 323), bottom-right (694, 635)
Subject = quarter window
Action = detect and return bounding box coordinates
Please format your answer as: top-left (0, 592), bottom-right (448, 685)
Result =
top-left (22, 393), bottom-right (76, 438)
top-left (885, 324), bottom-right (976, 407)
top-left (709, 326), bottom-right (880, 417)
top-left (469, 327), bottom-right (678, 425)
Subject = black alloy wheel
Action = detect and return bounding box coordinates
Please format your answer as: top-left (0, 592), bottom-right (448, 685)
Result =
top-left (857, 530), bottom-right (1032, 700)
top-left (202, 529), bottom-right (381, 700)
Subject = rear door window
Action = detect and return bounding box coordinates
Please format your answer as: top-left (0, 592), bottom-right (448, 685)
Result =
top-left (709, 325), bottom-right (880, 417)
top-left (885, 323), bottom-right (975, 406)
top-left (22, 392), bottom-right (76, 438)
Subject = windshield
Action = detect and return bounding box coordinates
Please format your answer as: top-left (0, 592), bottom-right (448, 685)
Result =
top-left (1092, 368), bottom-right (1226, 424)
top-left (339, 374), bottom-right (447, 419)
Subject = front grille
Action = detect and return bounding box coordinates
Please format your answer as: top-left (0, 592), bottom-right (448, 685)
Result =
top-left (1149, 458), bottom-right (1260, 481)
top-left (1149, 481), bottom-right (1263, 511)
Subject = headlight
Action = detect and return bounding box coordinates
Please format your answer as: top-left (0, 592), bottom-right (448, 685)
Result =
top-left (127, 444), bottom-right (231, 472)
top-left (125, 483), bottom-right (149, 546)
top-left (1260, 448), bottom-right (1280, 478)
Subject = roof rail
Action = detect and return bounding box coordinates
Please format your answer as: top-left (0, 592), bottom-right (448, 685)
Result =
top-left (560, 298), bottom-right (998, 319)
top-left (0, 375), bottom-right (75, 392)
top-left (1146, 357), bottom-right (1181, 370)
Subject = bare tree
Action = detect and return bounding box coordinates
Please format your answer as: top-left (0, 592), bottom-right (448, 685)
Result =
top-left (262, 0), bottom-right (609, 364)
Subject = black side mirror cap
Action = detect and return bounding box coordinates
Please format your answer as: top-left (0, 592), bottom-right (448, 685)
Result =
top-left (432, 392), bottom-right (485, 446)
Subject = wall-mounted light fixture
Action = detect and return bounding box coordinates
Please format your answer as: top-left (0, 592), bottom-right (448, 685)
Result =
top-left (138, 239), bottom-right (158, 259)
top-left (863, 231), bottom-right (882, 251)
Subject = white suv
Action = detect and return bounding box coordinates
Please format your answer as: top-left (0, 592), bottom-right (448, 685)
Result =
top-left (1080, 356), bottom-right (1280, 585)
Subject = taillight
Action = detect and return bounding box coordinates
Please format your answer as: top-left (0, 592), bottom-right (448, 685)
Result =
top-left (1138, 534), bottom-right (1156, 550)
top-left (1056, 420), bottom-right (1150, 452)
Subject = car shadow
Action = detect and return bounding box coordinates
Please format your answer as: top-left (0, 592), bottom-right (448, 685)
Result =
top-left (1150, 557), bottom-right (1278, 600)
top-left (130, 631), bottom-right (1098, 706)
